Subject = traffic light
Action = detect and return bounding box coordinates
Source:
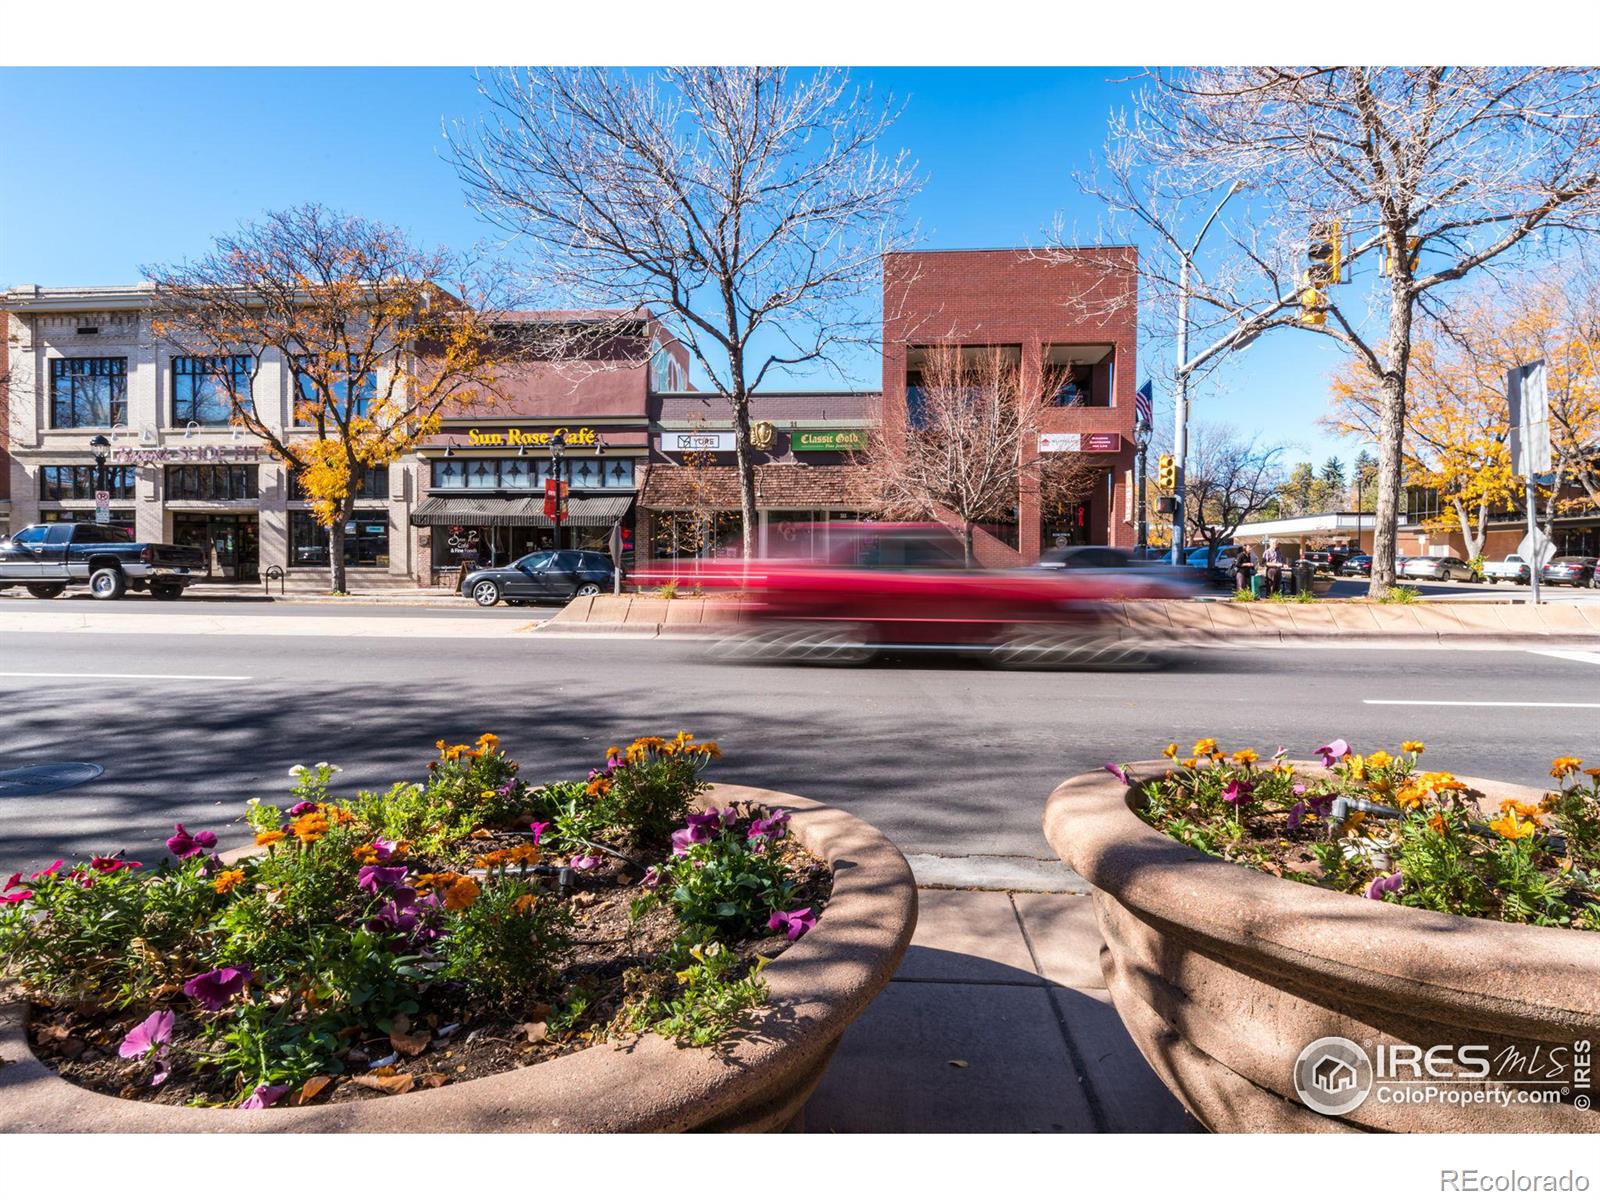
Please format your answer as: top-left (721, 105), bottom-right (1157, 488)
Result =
top-left (1307, 220), bottom-right (1342, 287)
top-left (1299, 284), bottom-right (1327, 326)
top-left (1157, 453), bottom-right (1176, 490)
top-left (1379, 236), bottom-right (1422, 277)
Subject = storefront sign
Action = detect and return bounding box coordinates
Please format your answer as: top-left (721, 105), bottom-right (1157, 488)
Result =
top-left (111, 444), bottom-right (261, 465)
top-left (1039, 432), bottom-right (1122, 454)
top-left (466, 426), bottom-right (600, 448)
top-left (662, 430), bottom-right (735, 452)
top-left (750, 421), bottom-right (776, 450)
top-left (792, 429), bottom-right (869, 452)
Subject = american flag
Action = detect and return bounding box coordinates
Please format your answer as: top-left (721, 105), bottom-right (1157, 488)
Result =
top-left (1134, 379), bottom-right (1154, 428)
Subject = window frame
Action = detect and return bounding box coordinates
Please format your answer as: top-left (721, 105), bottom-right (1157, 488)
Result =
top-left (49, 356), bottom-right (128, 428)
top-left (170, 354), bottom-right (254, 427)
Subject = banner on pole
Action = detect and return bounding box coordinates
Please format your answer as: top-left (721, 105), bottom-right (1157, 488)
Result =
top-left (1507, 360), bottom-right (1551, 476)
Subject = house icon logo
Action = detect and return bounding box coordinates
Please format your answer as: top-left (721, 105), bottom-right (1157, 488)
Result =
top-left (1293, 1037), bottom-right (1374, 1116)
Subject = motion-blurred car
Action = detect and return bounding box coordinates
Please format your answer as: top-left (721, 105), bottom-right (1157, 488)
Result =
top-left (652, 523), bottom-right (1148, 667)
top-left (1034, 545), bottom-right (1204, 598)
top-left (1482, 554), bottom-right (1532, 585)
top-left (462, 549), bottom-right (615, 606)
top-left (1338, 553), bottom-right (1373, 577)
top-left (1541, 556), bottom-right (1599, 587)
top-left (1398, 555), bottom-right (1478, 582)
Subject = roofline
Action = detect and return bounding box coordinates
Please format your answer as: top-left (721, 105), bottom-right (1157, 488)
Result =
top-left (3, 283), bottom-right (159, 312)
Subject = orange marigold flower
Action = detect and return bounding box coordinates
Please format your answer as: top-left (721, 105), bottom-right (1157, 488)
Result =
top-left (1489, 814), bottom-right (1537, 841)
top-left (1366, 750), bottom-right (1394, 770)
top-left (255, 830), bottom-right (287, 847)
top-left (212, 868), bottom-right (246, 894)
top-left (1181, 757), bottom-right (1198, 770)
top-left (291, 812), bottom-right (330, 844)
top-left (1162, 743), bottom-right (1179, 760)
top-left (1585, 768), bottom-right (1600, 781)
top-left (512, 894), bottom-right (538, 915)
top-left (1551, 756), bottom-right (1584, 778)
top-left (477, 732), bottom-right (500, 752)
top-left (1231, 748), bottom-right (1259, 766)
top-left (1395, 783), bottom-right (1427, 809)
top-left (1401, 741), bottom-right (1425, 754)
top-left (444, 877), bottom-right (481, 912)
top-left (1499, 799), bottom-right (1544, 822)
top-left (1427, 812), bottom-right (1448, 835)
top-left (585, 777), bottom-right (613, 797)
top-left (691, 740), bottom-right (722, 759)
top-left (1192, 738), bottom-right (1218, 758)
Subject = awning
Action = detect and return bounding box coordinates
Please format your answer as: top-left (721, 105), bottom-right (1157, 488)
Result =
top-left (410, 494), bottom-right (633, 529)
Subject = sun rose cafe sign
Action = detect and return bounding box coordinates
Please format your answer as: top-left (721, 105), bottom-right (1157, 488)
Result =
top-left (464, 427), bottom-right (600, 448)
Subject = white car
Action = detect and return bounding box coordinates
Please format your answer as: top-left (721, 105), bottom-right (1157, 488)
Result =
top-left (1399, 555), bottom-right (1479, 582)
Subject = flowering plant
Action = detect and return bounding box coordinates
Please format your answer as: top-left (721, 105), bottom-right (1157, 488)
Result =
top-left (1123, 741), bottom-right (1600, 929)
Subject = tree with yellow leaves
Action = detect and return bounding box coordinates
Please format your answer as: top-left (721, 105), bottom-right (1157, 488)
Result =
top-left (144, 205), bottom-right (509, 592)
top-left (1325, 293), bottom-right (1520, 561)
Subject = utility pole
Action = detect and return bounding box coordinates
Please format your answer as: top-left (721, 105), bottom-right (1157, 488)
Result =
top-left (1169, 180), bottom-right (1243, 567)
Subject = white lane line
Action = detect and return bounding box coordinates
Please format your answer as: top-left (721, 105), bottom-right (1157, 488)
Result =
top-left (0, 671), bottom-right (252, 681)
top-left (1365, 699), bottom-right (1600, 709)
top-left (1530, 649), bottom-right (1600, 667)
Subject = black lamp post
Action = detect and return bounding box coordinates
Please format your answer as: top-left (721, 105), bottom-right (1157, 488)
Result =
top-left (1133, 418), bottom-right (1152, 554)
top-left (548, 430), bottom-right (567, 552)
top-left (88, 434), bottom-right (112, 517)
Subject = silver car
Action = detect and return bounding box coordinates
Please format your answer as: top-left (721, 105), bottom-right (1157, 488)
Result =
top-left (1398, 554), bottom-right (1478, 582)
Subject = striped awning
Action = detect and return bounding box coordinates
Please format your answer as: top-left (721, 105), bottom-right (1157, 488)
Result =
top-left (410, 494), bottom-right (633, 529)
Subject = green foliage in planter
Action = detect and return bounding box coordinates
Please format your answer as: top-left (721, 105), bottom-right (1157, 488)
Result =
top-left (618, 941), bottom-right (770, 1048)
top-left (636, 813), bottom-right (799, 943)
top-left (440, 877), bottom-right (571, 1012)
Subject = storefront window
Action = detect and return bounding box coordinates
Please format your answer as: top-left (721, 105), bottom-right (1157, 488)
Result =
top-left (166, 465), bottom-right (259, 501)
top-left (40, 509), bottom-right (135, 537)
top-left (290, 510), bottom-right (391, 567)
top-left (50, 357), bottom-right (128, 428)
top-left (40, 465), bottom-right (136, 501)
top-left (431, 458), bottom-right (640, 490)
top-left (287, 464), bottom-right (388, 500)
top-left (652, 511), bottom-right (743, 560)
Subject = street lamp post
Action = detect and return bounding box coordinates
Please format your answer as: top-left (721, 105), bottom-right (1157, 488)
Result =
top-left (1134, 417), bottom-right (1152, 554)
top-left (88, 434), bottom-right (112, 523)
top-left (548, 431), bottom-right (567, 552)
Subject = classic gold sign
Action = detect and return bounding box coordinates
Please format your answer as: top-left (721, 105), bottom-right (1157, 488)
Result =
top-left (465, 426), bottom-right (599, 448)
top-left (750, 421), bottom-right (776, 450)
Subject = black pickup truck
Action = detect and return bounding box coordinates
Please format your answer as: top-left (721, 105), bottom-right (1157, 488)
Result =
top-left (0, 522), bottom-right (207, 600)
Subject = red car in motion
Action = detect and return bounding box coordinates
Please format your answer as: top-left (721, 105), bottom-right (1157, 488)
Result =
top-left (640, 523), bottom-right (1156, 667)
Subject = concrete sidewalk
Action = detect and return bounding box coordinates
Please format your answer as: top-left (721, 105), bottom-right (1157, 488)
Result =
top-left (802, 887), bottom-right (1196, 1133)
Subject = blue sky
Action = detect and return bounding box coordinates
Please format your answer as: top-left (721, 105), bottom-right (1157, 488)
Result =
top-left (0, 66), bottom-right (1357, 468)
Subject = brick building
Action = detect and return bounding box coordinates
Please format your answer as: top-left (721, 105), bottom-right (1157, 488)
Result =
top-left (882, 248), bottom-right (1139, 565)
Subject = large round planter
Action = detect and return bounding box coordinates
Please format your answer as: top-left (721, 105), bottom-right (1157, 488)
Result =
top-left (0, 784), bottom-right (916, 1133)
top-left (1044, 762), bottom-right (1600, 1133)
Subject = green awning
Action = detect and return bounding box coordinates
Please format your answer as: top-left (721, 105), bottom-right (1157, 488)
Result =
top-left (411, 493), bottom-right (632, 529)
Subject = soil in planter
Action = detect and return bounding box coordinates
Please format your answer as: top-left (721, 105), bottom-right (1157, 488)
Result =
top-left (21, 845), bottom-right (832, 1108)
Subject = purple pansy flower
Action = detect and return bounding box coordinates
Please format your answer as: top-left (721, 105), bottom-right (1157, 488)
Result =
top-left (1222, 778), bottom-right (1254, 806)
top-left (1287, 791), bottom-right (1335, 831)
top-left (671, 824), bottom-right (712, 857)
top-left (640, 866), bottom-right (662, 890)
top-left (182, 966), bottom-right (252, 1011)
top-left (90, 856), bottom-right (142, 874)
top-left (166, 824), bottom-right (217, 860)
top-left (118, 1010), bottom-right (175, 1084)
top-left (287, 801), bottom-right (319, 817)
top-left (1316, 739), bottom-right (1351, 769)
top-left (357, 864), bottom-right (408, 895)
top-left (767, 907), bottom-right (817, 941)
top-left (569, 852), bottom-right (603, 872)
top-left (748, 810), bottom-right (791, 842)
top-left (528, 821), bottom-right (551, 846)
top-left (1365, 871), bottom-right (1404, 901)
top-left (1104, 762), bottom-right (1132, 786)
top-left (239, 1083), bottom-right (289, 1110)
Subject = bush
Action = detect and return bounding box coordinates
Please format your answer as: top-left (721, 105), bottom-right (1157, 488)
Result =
top-left (1379, 584), bottom-right (1421, 604)
top-left (636, 806), bottom-right (800, 942)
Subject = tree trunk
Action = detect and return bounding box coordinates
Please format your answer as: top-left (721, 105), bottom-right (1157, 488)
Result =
top-left (327, 497), bottom-right (355, 594)
top-left (730, 388), bottom-right (759, 560)
top-left (961, 519), bottom-right (974, 567)
top-left (1367, 278), bottom-right (1414, 598)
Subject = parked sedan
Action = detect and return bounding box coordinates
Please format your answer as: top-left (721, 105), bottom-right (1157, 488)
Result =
top-left (1398, 555), bottom-right (1479, 582)
top-left (463, 549), bottom-right (616, 606)
top-left (1338, 554), bottom-right (1373, 577)
top-left (1540, 556), bottom-right (1599, 587)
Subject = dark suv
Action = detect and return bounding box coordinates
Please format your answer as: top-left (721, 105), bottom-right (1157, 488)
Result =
top-left (462, 549), bottom-right (616, 606)
top-left (1303, 549), bottom-right (1350, 575)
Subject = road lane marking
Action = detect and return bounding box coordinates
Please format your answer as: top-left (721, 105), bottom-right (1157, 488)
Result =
top-left (1365, 699), bottom-right (1600, 709)
top-left (0, 671), bottom-right (252, 681)
top-left (1529, 650), bottom-right (1600, 667)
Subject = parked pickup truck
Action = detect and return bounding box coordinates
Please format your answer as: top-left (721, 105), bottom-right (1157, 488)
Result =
top-left (1482, 554), bottom-right (1532, 585)
top-left (0, 522), bottom-right (207, 600)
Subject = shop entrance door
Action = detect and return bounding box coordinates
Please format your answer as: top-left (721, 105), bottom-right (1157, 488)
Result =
top-left (173, 514), bottom-right (260, 581)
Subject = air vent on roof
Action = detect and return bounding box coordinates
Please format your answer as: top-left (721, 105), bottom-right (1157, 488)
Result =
top-left (76, 326), bottom-right (99, 336)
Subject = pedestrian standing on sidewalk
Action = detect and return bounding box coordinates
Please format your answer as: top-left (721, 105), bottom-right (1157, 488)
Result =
top-left (1234, 544), bottom-right (1255, 594)
top-left (1262, 540), bottom-right (1286, 595)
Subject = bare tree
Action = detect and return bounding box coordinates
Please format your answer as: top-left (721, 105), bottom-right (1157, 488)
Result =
top-left (1063, 67), bottom-right (1600, 595)
top-left (862, 345), bottom-right (1099, 564)
top-left (448, 66), bottom-right (919, 559)
top-left (144, 204), bottom-right (509, 593)
top-left (1185, 423), bottom-right (1288, 566)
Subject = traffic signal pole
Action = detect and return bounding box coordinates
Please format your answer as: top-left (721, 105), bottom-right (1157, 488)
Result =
top-left (1170, 259), bottom-right (1191, 567)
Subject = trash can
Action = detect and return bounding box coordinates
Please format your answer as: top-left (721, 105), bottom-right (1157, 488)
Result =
top-left (1249, 574), bottom-right (1266, 599)
top-left (1293, 559), bottom-right (1314, 595)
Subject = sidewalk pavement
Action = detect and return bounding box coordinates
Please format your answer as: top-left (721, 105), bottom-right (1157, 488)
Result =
top-left (802, 887), bottom-right (1197, 1133)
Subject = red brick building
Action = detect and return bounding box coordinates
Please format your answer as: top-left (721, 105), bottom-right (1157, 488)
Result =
top-left (882, 248), bottom-right (1139, 565)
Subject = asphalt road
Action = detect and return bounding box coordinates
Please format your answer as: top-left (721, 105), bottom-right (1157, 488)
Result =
top-left (1, 625), bottom-right (1597, 875)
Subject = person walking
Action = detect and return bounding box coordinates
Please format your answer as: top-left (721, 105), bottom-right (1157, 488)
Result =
top-left (1233, 544), bottom-right (1256, 594)
top-left (1262, 540), bottom-right (1286, 595)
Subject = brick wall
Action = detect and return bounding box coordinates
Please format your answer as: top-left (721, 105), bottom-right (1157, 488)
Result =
top-left (882, 248), bottom-right (1140, 562)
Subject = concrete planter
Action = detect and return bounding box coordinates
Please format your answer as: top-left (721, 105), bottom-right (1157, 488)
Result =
top-left (1044, 763), bottom-right (1600, 1132)
top-left (0, 784), bottom-right (915, 1133)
